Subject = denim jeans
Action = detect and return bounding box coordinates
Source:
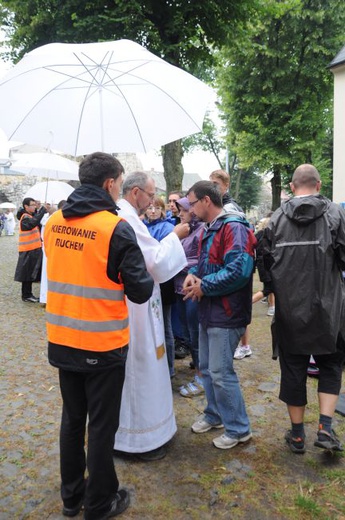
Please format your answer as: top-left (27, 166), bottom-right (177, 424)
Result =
top-left (176, 294), bottom-right (199, 369)
top-left (163, 304), bottom-right (175, 377)
top-left (199, 325), bottom-right (251, 438)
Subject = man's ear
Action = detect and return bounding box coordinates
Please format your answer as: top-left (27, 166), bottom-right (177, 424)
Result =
top-left (289, 182), bottom-right (295, 194)
top-left (102, 178), bottom-right (112, 192)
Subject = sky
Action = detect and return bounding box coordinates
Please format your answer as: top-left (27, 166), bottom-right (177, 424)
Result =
top-left (0, 36), bottom-right (221, 179)
top-left (137, 149), bottom-right (220, 179)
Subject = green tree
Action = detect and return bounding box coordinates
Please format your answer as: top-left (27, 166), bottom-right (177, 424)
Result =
top-left (217, 0), bottom-right (345, 209)
top-left (183, 114), bottom-right (226, 170)
top-left (0, 0), bottom-right (257, 196)
top-left (231, 163), bottom-right (262, 213)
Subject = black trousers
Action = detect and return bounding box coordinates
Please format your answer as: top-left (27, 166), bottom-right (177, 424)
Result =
top-left (21, 281), bottom-right (33, 298)
top-left (58, 348), bottom-right (127, 520)
top-left (279, 346), bottom-right (344, 407)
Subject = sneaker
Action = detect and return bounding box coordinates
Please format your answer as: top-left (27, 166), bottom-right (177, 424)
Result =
top-left (180, 378), bottom-right (204, 398)
top-left (284, 430), bottom-right (306, 454)
top-left (267, 306), bottom-right (275, 316)
top-left (234, 345), bottom-right (252, 360)
top-left (314, 429), bottom-right (343, 451)
top-left (174, 339), bottom-right (189, 359)
top-left (191, 418), bottom-right (224, 434)
top-left (213, 432), bottom-right (252, 449)
top-left (307, 365), bottom-right (320, 378)
top-left (261, 296), bottom-right (268, 303)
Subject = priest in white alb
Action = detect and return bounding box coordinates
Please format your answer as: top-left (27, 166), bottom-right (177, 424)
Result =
top-left (114, 171), bottom-right (189, 461)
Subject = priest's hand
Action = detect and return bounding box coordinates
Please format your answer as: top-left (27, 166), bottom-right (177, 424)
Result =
top-left (174, 222), bottom-right (190, 239)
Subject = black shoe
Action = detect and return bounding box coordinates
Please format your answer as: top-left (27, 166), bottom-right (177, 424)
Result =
top-left (314, 429), bottom-right (343, 451)
top-left (136, 445), bottom-right (167, 461)
top-left (62, 499), bottom-right (83, 517)
top-left (22, 296), bottom-right (39, 303)
top-left (284, 430), bottom-right (306, 454)
top-left (98, 488), bottom-right (130, 519)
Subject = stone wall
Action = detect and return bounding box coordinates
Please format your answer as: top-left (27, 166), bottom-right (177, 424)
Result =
top-left (0, 153), bottom-right (144, 208)
top-left (0, 174), bottom-right (40, 208)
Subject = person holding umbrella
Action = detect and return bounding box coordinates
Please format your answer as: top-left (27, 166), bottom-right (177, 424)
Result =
top-left (14, 198), bottom-right (47, 302)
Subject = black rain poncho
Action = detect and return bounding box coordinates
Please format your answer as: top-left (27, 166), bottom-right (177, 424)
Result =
top-left (263, 194), bottom-right (345, 356)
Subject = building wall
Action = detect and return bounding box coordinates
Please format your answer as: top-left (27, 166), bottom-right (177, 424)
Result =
top-left (332, 63), bottom-right (345, 204)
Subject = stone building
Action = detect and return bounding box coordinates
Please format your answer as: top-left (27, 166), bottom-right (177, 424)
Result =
top-left (0, 151), bottom-right (201, 207)
top-left (329, 44), bottom-right (345, 204)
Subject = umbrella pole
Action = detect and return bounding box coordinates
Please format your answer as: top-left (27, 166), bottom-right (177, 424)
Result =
top-left (44, 179), bottom-right (49, 203)
top-left (99, 88), bottom-right (104, 152)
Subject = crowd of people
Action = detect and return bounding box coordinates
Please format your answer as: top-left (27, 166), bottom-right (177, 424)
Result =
top-left (12, 155), bottom-right (344, 519)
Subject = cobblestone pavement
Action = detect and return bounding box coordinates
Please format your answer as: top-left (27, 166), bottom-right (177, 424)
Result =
top-left (0, 234), bottom-right (344, 520)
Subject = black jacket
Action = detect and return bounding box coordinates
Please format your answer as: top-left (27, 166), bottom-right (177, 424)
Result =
top-left (48, 184), bottom-right (154, 371)
top-left (263, 194), bottom-right (345, 356)
top-left (14, 206), bottom-right (47, 283)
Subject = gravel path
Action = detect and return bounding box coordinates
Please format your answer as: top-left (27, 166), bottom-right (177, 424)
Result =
top-left (0, 234), bottom-right (344, 519)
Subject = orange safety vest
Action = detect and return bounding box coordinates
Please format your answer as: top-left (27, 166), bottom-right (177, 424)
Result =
top-left (18, 213), bottom-right (42, 252)
top-left (44, 210), bottom-right (129, 352)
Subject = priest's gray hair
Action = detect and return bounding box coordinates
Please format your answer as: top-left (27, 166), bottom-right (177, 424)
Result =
top-left (122, 171), bottom-right (150, 194)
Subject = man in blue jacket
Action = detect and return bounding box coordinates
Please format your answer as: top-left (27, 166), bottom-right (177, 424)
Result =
top-left (183, 181), bottom-right (256, 449)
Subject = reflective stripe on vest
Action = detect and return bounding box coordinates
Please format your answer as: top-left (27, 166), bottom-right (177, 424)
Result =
top-left (46, 311), bottom-right (128, 332)
top-left (18, 214), bottom-right (42, 252)
top-left (44, 210), bottom-right (129, 352)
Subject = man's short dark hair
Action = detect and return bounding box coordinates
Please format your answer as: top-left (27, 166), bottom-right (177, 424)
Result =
top-left (188, 181), bottom-right (222, 207)
top-left (168, 191), bottom-right (183, 199)
top-left (23, 197), bottom-right (35, 207)
top-left (79, 152), bottom-right (124, 187)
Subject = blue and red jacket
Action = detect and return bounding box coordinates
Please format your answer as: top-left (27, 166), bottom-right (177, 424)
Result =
top-left (190, 213), bottom-right (257, 329)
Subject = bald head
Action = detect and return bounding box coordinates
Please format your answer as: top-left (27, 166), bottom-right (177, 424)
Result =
top-left (291, 164), bottom-right (321, 195)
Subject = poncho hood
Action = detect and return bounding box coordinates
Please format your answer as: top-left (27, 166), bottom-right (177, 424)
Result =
top-left (281, 194), bottom-right (329, 224)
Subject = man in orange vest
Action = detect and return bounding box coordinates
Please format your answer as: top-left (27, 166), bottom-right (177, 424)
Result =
top-left (44, 152), bottom-right (154, 520)
top-left (14, 197), bottom-right (47, 302)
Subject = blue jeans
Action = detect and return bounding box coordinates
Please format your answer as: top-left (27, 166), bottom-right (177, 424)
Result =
top-left (199, 325), bottom-right (250, 438)
top-left (163, 304), bottom-right (175, 377)
top-left (176, 294), bottom-right (199, 369)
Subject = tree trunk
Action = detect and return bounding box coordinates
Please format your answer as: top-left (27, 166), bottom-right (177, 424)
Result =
top-left (271, 166), bottom-right (282, 210)
top-left (233, 168), bottom-right (242, 200)
top-left (162, 140), bottom-right (184, 197)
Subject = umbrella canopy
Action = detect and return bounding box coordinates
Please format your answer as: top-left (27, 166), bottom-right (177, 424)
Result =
top-left (11, 152), bottom-right (79, 180)
top-left (0, 202), bottom-right (16, 209)
top-left (24, 181), bottom-right (74, 205)
top-left (0, 127), bottom-right (11, 166)
top-left (0, 40), bottom-right (214, 156)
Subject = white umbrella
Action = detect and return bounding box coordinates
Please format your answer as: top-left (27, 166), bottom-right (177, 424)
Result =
top-left (0, 127), bottom-right (11, 166)
top-left (0, 39), bottom-right (214, 156)
top-left (0, 202), bottom-right (16, 209)
top-left (11, 152), bottom-right (79, 180)
top-left (24, 181), bottom-right (74, 205)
